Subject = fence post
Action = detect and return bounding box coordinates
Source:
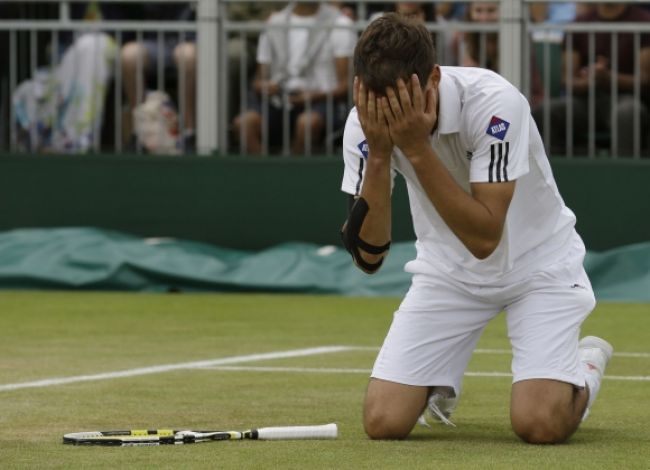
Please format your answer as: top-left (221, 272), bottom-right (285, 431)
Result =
top-left (59, 1), bottom-right (70, 21)
top-left (197, 0), bottom-right (219, 155)
top-left (499, 0), bottom-right (523, 90)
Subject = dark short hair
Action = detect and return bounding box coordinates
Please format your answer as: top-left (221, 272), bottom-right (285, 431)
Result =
top-left (354, 13), bottom-right (436, 94)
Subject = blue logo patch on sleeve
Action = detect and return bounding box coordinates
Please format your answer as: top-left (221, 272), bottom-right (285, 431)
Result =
top-left (357, 140), bottom-right (369, 158)
top-left (486, 116), bottom-right (510, 141)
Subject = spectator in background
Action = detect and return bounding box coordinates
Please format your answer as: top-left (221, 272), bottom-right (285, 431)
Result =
top-left (118, 3), bottom-right (197, 152)
top-left (436, 2), bottom-right (466, 21)
top-left (534, 3), bottom-right (650, 156)
top-left (449, 2), bottom-right (543, 106)
top-left (12, 2), bottom-right (115, 153)
top-left (232, 2), bottom-right (356, 155)
top-left (369, 2), bottom-right (436, 22)
top-left (395, 2), bottom-right (435, 22)
top-left (451, 2), bottom-right (500, 69)
top-left (434, 2), bottom-right (466, 65)
top-left (226, 3), bottom-right (283, 122)
top-left (528, 3), bottom-right (577, 102)
top-left (330, 2), bottom-right (357, 20)
top-left (375, 2), bottom-right (436, 23)
top-left (530, 2), bottom-right (577, 43)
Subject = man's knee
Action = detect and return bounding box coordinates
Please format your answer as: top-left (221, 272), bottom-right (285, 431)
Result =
top-left (511, 408), bottom-right (574, 444)
top-left (233, 111), bottom-right (261, 131)
top-left (174, 42), bottom-right (196, 68)
top-left (511, 396), bottom-right (580, 444)
top-left (296, 112), bottom-right (324, 133)
top-left (511, 380), bottom-right (583, 444)
top-left (363, 379), bottom-right (427, 440)
top-left (121, 41), bottom-right (146, 68)
top-left (363, 402), bottom-right (412, 440)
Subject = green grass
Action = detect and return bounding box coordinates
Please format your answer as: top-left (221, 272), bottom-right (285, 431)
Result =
top-left (0, 292), bottom-right (648, 469)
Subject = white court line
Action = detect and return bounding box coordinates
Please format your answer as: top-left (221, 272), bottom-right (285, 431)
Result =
top-left (475, 349), bottom-right (650, 359)
top-left (212, 366), bottom-right (372, 374)
top-left (0, 346), bottom-right (355, 392)
top-left (352, 347), bottom-right (650, 359)
top-left (610, 352), bottom-right (650, 358)
top-left (205, 365), bottom-right (650, 382)
top-left (2, 345), bottom-right (648, 393)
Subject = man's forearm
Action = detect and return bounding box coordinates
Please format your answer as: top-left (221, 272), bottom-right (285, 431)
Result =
top-left (408, 148), bottom-right (506, 259)
top-left (615, 72), bottom-right (647, 92)
top-left (358, 155), bottom-right (392, 253)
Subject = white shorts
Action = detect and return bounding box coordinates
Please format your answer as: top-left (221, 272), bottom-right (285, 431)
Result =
top-left (371, 244), bottom-right (596, 396)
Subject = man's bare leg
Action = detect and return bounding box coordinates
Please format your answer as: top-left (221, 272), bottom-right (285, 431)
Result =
top-left (511, 379), bottom-right (588, 444)
top-left (173, 42), bottom-right (196, 132)
top-left (292, 111), bottom-right (324, 155)
top-left (511, 336), bottom-right (612, 444)
top-left (363, 378), bottom-right (429, 440)
top-left (121, 42), bottom-right (149, 111)
top-left (232, 111), bottom-right (262, 155)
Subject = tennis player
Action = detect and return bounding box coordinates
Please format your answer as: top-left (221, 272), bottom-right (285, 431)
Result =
top-left (340, 13), bottom-right (613, 444)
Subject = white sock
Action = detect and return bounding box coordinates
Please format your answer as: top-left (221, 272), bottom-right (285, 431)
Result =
top-left (578, 336), bottom-right (613, 421)
top-left (581, 362), bottom-right (602, 420)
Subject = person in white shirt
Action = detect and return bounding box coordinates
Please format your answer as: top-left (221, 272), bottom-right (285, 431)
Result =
top-left (232, 2), bottom-right (356, 155)
top-left (340, 13), bottom-right (613, 444)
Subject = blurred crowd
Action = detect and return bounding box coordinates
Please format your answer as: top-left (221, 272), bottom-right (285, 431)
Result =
top-left (1, 1), bottom-right (649, 157)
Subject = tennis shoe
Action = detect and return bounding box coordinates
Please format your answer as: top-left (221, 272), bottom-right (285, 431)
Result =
top-left (579, 336), bottom-right (613, 377)
top-left (418, 386), bottom-right (458, 428)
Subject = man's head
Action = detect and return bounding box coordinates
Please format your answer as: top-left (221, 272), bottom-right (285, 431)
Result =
top-left (354, 13), bottom-right (437, 94)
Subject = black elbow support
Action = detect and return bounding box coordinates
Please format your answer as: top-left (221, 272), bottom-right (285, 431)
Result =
top-left (340, 197), bottom-right (391, 273)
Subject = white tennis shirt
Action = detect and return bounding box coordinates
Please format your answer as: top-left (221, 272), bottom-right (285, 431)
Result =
top-left (341, 66), bottom-right (582, 285)
top-left (256, 10), bottom-right (356, 93)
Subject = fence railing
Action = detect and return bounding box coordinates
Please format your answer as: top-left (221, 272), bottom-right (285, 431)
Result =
top-left (1, 0), bottom-right (648, 158)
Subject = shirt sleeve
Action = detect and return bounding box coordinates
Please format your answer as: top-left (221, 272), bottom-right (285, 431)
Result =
top-left (341, 108), bottom-right (396, 196)
top-left (256, 32), bottom-right (271, 64)
top-left (330, 16), bottom-right (357, 58)
top-left (465, 85), bottom-right (530, 183)
top-left (341, 108), bottom-right (368, 196)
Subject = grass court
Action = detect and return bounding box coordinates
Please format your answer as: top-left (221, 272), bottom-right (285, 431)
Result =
top-left (1, 291), bottom-right (648, 469)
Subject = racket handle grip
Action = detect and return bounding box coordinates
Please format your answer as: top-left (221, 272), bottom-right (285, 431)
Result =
top-left (255, 423), bottom-right (338, 440)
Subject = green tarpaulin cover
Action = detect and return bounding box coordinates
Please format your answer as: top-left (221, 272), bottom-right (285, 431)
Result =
top-left (0, 228), bottom-right (647, 300)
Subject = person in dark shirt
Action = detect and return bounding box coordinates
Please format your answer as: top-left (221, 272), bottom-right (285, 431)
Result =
top-left (534, 3), bottom-right (650, 156)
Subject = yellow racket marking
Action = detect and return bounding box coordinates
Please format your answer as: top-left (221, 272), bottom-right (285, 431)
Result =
top-left (128, 429), bottom-right (174, 437)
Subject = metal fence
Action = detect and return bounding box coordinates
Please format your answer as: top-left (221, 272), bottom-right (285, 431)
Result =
top-left (0, 0), bottom-right (206, 155)
top-left (525, 1), bottom-right (650, 159)
top-left (1, 0), bottom-right (648, 158)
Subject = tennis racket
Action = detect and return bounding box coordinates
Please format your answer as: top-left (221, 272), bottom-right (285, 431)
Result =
top-left (63, 423), bottom-right (338, 446)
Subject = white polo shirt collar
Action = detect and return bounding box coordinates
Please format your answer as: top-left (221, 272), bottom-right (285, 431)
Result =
top-left (436, 70), bottom-right (462, 135)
